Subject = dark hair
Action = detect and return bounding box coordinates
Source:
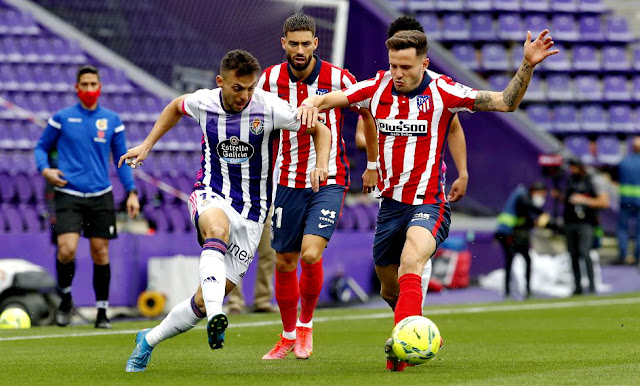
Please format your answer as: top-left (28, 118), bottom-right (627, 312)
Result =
top-left (76, 65), bottom-right (99, 83)
top-left (388, 16), bottom-right (424, 38)
top-left (220, 50), bottom-right (261, 78)
top-left (385, 30), bottom-right (428, 57)
top-left (529, 181), bottom-right (546, 193)
top-left (283, 13), bottom-right (316, 36)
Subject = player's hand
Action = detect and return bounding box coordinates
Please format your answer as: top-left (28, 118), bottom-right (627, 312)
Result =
top-left (447, 176), bottom-right (468, 202)
top-left (118, 144), bottom-right (150, 168)
top-left (523, 30), bottom-right (559, 66)
top-left (42, 168), bottom-right (67, 187)
top-left (126, 192), bottom-right (140, 219)
top-left (568, 193), bottom-right (588, 205)
top-left (362, 169), bottom-right (378, 194)
top-left (310, 167), bottom-right (328, 193)
top-left (298, 104), bottom-right (319, 129)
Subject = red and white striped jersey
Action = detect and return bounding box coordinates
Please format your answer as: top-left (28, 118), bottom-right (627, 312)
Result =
top-left (258, 56), bottom-right (356, 188)
top-left (344, 69), bottom-right (477, 205)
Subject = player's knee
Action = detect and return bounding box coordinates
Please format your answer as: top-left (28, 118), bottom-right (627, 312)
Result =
top-left (194, 291), bottom-right (205, 310)
top-left (399, 256), bottom-right (421, 276)
top-left (57, 244), bottom-right (76, 263)
top-left (90, 247), bottom-right (109, 265)
top-left (200, 225), bottom-right (227, 241)
top-left (300, 247), bottom-right (322, 265)
top-left (380, 287), bottom-right (399, 307)
top-left (275, 253), bottom-right (298, 272)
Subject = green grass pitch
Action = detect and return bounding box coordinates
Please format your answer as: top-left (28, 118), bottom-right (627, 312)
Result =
top-left (1, 293), bottom-right (639, 385)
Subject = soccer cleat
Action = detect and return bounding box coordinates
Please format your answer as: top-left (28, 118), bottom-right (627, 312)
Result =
top-left (385, 337), bottom-right (407, 372)
top-left (95, 309), bottom-right (112, 329)
top-left (207, 313), bottom-right (228, 350)
top-left (125, 328), bottom-right (154, 372)
top-left (55, 299), bottom-right (73, 327)
top-left (261, 334), bottom-right (295, 360)
top-left (294, 326), bottom-right (313, 359)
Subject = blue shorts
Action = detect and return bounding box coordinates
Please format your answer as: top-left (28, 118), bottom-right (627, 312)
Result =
top-left (372, 198), bottom-right (451, 266)
top-left (271, 184), bottom-right (346, 253)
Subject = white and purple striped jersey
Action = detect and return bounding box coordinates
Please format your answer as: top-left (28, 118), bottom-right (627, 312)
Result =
top-left (181, 88), bottom-right (302, 223)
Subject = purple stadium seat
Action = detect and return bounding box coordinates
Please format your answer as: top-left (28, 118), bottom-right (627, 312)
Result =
top-left (31, 175), bottom-right (45, 203)
top-left (596, 136), bottom-right (623, 165)
top-left (3, 36), bottom-right (22, 62)
top-left (546, 74), bottom-right (573, 101)
top-left (20, 205), bottom-right (43, 232)
top-left (441, 14), bottom-right (469, 41)
top-left (602, 46), bottom-right (630, 71)
top-left (606, 16), bottom-right (633, 42)
top-left (148, 207), bottom-right (172, 233)
top-left (541, 45), bottom-right (570, 71)
top-left (436, 0), bottom-right (464, 11)
top-left (580, 104), bottom-right (607, 132)
top-left (633, 76), bottom-right (640, 101)
top-left (350, 204), bottom-right (376, 231)
top-left (524, 15), bottom-right (549, 37)
top-left (603, 75), bottom-right (631, 101)
top-left (13, 173), bottom-right (35, 204)
top-left (451, 44), bottom-right (479, 71)
top-left (0, 172), bottom-right (16, 203)
top-left (574, 75), bottom-right (602, 101)
top-left (488, 74), bottom-right (510, 92)
top-left (571, 45), bottom-right (600, 71)
top-left (522, 0), bottom-right (549, 11)
top-left (492, 0), bottom-right (520, 11)
top-left (405, 0), bottom-right (437, 11)
top-left (166, 205), bottom-right (190, 233)
top-left (551, 15), bottom-right (578, 42)
top-left (497, 14), bottom-right (523, 41)
top-left (336, 205), bottom-right (355, 231)
top-left (526, 105), bottom-right (553, 132)
top-left (469, 14), bottom-right (496, 41)
top-left (551, 0), bottom-right (578, 12)
top-left (609, 105), bottom-right (634, 132)
top-left (1, 204), bottom-right (27, 232)
top-left (564, 136), bottom-right (594, 164)
top-left (417, 14), bottom-right (441, 41)
top-left (481, 44), bottom-right (510, 70)
top-left (632, 46), bottom-right (640, 71)
top-left (466, 0), bottom-right (492, 11)
top-left (578, 15), bottom-right (604, 41)
top-left (578, 0), bottom-right (605, 12)
top-left (552, 105), bottom-right (580, 132)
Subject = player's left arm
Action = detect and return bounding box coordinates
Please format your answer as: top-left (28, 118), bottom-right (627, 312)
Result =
top-left (298, 91), bottom-right (351, 129)
top-left (110, 119), bottom-right (140, 219)
top-left (358, 108), bottom-right (379, 194)
top-left (446, 114), bottom-right (468, 202)
top-left (304, 121), bottom-right (331, 193)
top-left (473, 30), bottom-right (558, 112)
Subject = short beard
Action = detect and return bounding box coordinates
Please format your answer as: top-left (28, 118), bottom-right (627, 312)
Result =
top-left (288, 55), bottom-right (311, 72)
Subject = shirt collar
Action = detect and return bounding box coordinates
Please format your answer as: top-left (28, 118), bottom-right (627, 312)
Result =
top-left (391, 71), bottom-right (432, 98)
top-left (288, 54), bottom-right (322, 85)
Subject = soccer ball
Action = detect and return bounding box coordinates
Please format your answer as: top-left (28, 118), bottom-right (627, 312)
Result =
top-left (389, 315), bottom-right (441, 365)
top-left (0, 307), bottom-right (32, 329)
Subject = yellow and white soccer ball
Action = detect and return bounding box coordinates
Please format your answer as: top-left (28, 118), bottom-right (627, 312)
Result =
top-left (390, 315), bottom-right (441, 365)
top-left (0, 307), bottom-right (32, 329)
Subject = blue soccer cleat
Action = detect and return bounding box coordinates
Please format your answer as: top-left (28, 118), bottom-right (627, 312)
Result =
top-left (207, 313), bottom-right (228, 350)
top-left (125, 328), bottom-right (154, 372)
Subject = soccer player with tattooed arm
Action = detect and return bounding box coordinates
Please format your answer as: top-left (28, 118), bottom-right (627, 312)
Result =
top-left (298, 29), bottom-right (558, 371)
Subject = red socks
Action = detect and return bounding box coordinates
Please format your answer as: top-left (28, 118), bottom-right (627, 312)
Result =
top-left (275, 270), bottom-right (299, 332)
top-left (394, 273), bottom-right (423, 325)
top-left (299, 259), bottom-right (323, 324)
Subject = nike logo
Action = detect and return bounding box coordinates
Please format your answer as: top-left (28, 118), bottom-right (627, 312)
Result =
top-left (318, 223), bottom-right (331, 229)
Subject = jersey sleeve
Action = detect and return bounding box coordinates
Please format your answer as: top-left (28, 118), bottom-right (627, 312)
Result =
top-left (181, 89), bottom-right (208, 124)
top-left (343, 71), bottom-right (383, 110)
top-left (436, 76), bottom-right (478, 113)
top-left (270, 94), bottom-right (302, 132)
top-left (257, 70), bottom-right (268, 90)
top-left (34, 111), bottom-right (63, 172)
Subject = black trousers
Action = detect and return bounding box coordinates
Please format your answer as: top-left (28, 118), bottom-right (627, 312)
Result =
top-left (565, 223), bottom-right (595, 294)
top-left (498, 230), bottom-right (531, 296)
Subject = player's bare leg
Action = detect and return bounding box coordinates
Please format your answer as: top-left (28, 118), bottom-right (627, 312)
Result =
top-left (263, 250), bottom-right (299, 360)
top-left (294, 234), bottom-right (326, 359)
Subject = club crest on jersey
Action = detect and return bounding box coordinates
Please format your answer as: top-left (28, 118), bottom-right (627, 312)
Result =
top-left (250, 117), bottom-right (264, 135)
top-left (417, 95), bottom-right (432, 113)
top-left (95, 118), bottom-right (108, 131)
top-left (217, 136), bottom-right (254, 164)
top-left (316, 88), bottom-right (329, 95)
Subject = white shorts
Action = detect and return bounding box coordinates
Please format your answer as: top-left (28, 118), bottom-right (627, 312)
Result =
top-left (188, 187), bottom-right (263, 285)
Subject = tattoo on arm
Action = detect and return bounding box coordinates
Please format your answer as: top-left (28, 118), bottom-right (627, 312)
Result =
top-left (473, 91), bottom-right (496, 111)
top-left (503, 61), bottom-right (534, 110)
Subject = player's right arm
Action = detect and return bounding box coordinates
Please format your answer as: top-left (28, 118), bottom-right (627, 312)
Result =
top-left (35, 113), bottom-right (67, 187)
top-left (446, 115), bottom-right (468, 202)
top-left (118, 94), bottom-right (187, 168)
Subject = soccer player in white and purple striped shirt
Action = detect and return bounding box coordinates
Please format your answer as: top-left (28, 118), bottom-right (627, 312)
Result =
top-left (121, 50), bottom-right (331, 372)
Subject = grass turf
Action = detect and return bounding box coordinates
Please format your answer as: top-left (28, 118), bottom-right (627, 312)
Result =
top-left (1, 292), bottom-right (639, 385)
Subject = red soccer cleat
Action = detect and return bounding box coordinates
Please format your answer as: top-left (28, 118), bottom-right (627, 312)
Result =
top-left (294, 326), bottom-right (313, 359)
top-left (261, 334), bottom-right (295, 360)
top-left (386, 358), bottom-right (408, 372)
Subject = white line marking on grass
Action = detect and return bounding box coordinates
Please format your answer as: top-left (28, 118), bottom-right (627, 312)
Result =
top-left (1, 296), bottom-right (638, 342)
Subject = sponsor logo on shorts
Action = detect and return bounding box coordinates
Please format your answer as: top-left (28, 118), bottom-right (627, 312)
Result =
top-left (411, 213), bottom-right (430, 222)
top-left (216, 136), bottom-right (254, 164)
top-left (201, 199), bottom-right (210, 206)
top-left (319, 209), bottom-right (337, 226)
top-left (227, 242), bottom-right (254, 264)
top-left (109, 225), bottom-right (115, 235)
top-left (318, 223), bottom-right (331, 229)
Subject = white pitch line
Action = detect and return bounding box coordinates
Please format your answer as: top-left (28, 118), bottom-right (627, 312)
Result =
top-left (1, 296), bottom-right (638, 343)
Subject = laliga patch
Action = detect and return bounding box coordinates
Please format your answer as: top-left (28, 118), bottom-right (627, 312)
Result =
top-left (250, 117), bottom-right (264, 135)
top-left (216, 136), bottom-right (254, 164)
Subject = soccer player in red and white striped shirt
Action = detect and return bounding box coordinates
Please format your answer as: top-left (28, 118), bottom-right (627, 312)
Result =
top-left (259, 14), bottom-right (377, 361)
top-left (299, 29), bottom-right (558, 371)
